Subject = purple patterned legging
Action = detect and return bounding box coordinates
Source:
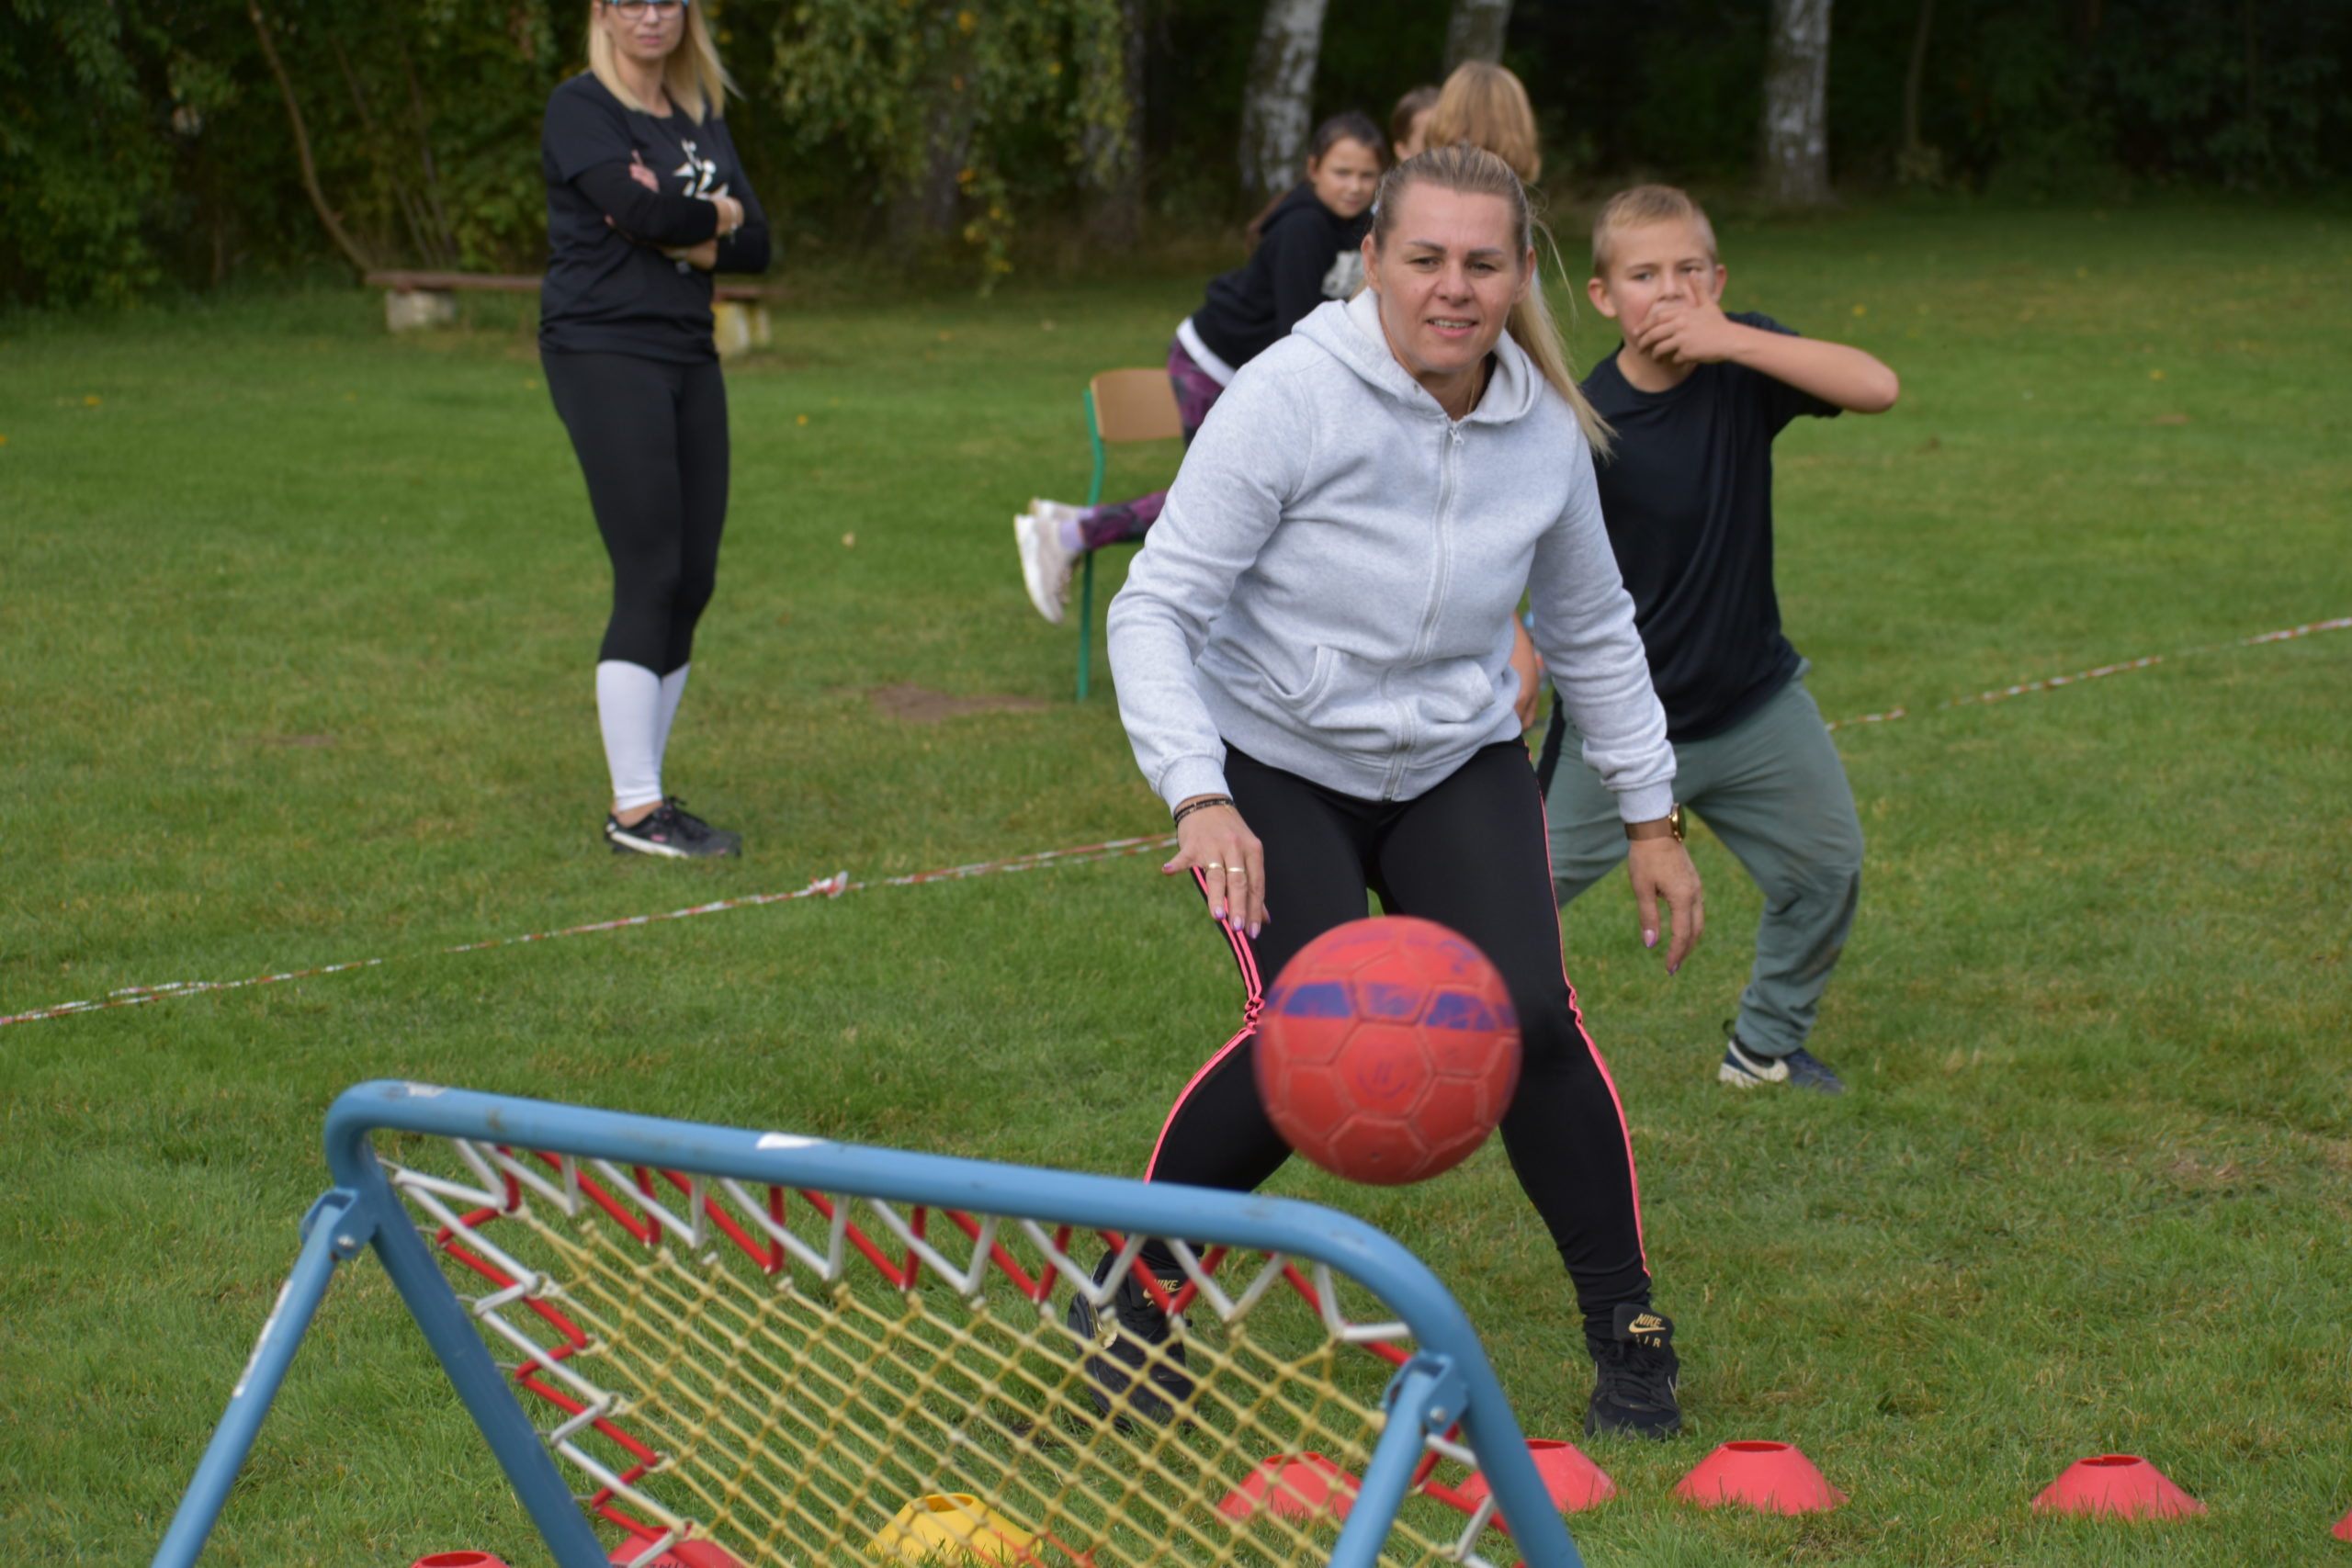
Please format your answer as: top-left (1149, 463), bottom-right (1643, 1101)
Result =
top-left (1078, 335), bottom-right (1228, 552)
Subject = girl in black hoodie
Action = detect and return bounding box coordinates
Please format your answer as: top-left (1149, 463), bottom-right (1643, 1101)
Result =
top-left (1013, 113), bottom-right (1385, 625)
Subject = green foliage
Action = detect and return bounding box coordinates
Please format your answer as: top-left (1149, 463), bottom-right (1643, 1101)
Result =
top-left (769, 0), bottom-right (1129, 282)
top-left (4, 0), bottom-right (2348, 305)
top-left (0, 0), bottom-right (169, 304)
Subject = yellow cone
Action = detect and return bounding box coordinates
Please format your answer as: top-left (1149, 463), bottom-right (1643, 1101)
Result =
top-left (868, 1494), bottom-right (1035, 1565)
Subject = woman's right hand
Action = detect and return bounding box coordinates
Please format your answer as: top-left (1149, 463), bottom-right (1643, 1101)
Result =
top-left (1166, 796), bottom-right (1265, 940)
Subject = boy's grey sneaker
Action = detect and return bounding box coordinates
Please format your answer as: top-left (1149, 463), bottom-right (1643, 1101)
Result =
top-left (605, 797), bottom-right (741, 859)
top-left (1585, 1303), bottom-right (1681, 1439)
top-left (1719, 1035), bottom-right (1846, 1094)
top-left (1065, 1252), bottom-right (1193, 1426)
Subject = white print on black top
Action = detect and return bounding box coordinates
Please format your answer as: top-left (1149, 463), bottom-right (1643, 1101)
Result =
top-left (672, 140), bottom-right (729, 200)
top-left (1321, 250), bottom-right (1364, 299)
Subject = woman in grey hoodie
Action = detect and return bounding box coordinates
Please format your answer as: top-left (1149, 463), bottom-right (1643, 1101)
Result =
top-left (1094, 146), bottom-right (1705, 1439)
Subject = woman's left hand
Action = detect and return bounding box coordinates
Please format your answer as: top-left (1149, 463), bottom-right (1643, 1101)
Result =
top-left (1625, 835), bottom-right (1704, 974)
top-left (663, 239), bottom-right (719, 269)
top-left (1166, 797), bottom-right (1265, 939)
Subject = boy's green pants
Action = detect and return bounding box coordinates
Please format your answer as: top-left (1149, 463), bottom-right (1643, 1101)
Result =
top-left (1541, 671), bottom-right (1864, 1060)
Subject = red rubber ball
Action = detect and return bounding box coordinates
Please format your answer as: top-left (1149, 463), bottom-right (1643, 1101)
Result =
top-left (1254, 916), bottom-right (1521, 1186)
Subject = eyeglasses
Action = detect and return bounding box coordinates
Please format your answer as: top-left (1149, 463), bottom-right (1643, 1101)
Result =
top-left (606, 0), bottom-right (687, 17)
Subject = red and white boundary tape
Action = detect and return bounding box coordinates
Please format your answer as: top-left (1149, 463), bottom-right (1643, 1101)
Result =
top-left (4, 615), bottom-right (2343, 1031)
top-left (0, 835), bottom-right (1178, 1030)
top-left (1822, 615), bottom-right (2350, 733)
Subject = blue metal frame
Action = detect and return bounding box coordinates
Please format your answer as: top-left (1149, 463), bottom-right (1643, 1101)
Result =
top-left (157, 1080), bottom-right (1587, 1568)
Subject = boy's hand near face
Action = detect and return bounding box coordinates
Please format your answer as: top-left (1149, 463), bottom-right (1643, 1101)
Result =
top-left (1633, 278), bottom-right (1747, 366)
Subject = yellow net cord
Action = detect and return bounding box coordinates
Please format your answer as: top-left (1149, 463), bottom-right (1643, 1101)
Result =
top-left (389, 1138), bottom-right (1509, 1568)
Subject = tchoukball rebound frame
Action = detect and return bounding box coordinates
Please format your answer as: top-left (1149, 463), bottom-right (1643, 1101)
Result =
top-left (154, 1079), bottom-right (1587, 1568)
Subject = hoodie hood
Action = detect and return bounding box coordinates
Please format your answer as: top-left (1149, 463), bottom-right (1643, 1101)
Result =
top-left (1290, 289), bottom-right (1545, 425)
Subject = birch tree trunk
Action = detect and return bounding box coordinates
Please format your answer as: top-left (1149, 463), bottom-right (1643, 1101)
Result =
top-left (1443, 0), bottom-right (1512, 69)
top-left (1081, 0), bottom-right (1147, 253)
top-left (1759, 0), bottom-right (1835, 205)
top-left (1238, 0), bottom-right (1329, 206)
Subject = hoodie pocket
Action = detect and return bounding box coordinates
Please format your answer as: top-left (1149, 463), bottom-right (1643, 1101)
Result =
top-left (1269, 644), bottom-right (1338, 709)
top-left (1416, 656), bottom-right (1498, 728)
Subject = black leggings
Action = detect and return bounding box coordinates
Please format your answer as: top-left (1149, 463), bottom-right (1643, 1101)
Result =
top-left (542, 349), bottom-right (729, 674)
top-left (1144, 742), bottom-right (1653, 1337)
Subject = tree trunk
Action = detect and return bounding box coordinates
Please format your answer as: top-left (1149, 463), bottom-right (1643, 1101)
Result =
top-left (888, 59), bottom-right (975, 243)
top-left (1759, 0), bottom-right (1835, 206)
top-left (1082, 0), bottom-right (1147, 253)
top-left (1237, 0), bottom-right (1329, 206)
top-left (1897, 0), bottom-right (1939, 185)
top-left (1443, 0), bottom-right (1511, 69)
top-left (246, 0), bottom-right (379, 275)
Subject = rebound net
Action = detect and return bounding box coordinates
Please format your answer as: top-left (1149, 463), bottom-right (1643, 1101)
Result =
top-left (156, 1084), bottom-right (1586, 1568)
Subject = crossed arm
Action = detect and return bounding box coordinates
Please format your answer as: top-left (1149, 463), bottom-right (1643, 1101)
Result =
top-left (579, 152), bottom-right (753, 271)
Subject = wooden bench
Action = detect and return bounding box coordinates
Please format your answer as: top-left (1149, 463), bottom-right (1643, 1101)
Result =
top-left (367, 270), bottom-right (786, 358)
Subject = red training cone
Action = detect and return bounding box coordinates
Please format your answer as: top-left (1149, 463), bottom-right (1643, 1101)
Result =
top-left (1217, 1452), bottom-right (1362, 1521)
top-left (2335, 1505), bottom-right (2352, 1543)
top-left (1451, 1438), bottom-right (1619, 1517)
top-left (409, 1556), bottom-right (512, 1568)
top-left (609, 1536), bottom-right (747, 1567)
top-left (1675, 1440), bottom-right (1847, 1515)
top-left (2031, 1454), bottom-right (2206, 1519)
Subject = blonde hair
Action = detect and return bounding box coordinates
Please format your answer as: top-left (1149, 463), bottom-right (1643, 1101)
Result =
top-left (1590, 184), bottom-right (1718, 276)
top-left (588, 0), bottom-right (734, 123)
top-left (1371, 145), bottom-right (1611, 457)
top-left (1422, 62), bottom-right (1541, 185)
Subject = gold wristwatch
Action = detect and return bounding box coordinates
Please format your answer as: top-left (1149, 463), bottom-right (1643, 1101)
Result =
top-left (1624, 804), bottom-right (1686, 843)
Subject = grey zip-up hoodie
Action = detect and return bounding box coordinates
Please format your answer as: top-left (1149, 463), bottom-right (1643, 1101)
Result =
top-left (1108, 290), bottom-right (1675, 819)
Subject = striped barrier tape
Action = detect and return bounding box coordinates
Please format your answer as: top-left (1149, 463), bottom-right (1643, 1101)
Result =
top-left (4, 614), bottom-right (2344, 1031)
top-left (1823, 615), bottom-right (2350, 732)
top-left (0, 835), bottom-right (1177, 1029)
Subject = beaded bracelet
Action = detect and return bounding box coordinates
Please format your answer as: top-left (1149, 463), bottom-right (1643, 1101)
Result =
top-left (1171, 795), bottom-right (1236, 828)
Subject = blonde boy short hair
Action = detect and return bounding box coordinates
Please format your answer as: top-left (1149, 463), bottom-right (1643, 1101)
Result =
top-left (1591, 184), bottom-right (1719, 276)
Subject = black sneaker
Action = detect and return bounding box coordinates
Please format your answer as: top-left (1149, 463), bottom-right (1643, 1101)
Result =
top-left (1719, 1033), bottom-right (1846, 1094)
top-left (1065, 1252), bottom-right (1193, 1426)
top-left (1586, 1303), bottom-right (1681, 1439)
top-left (605, 797), bottom-right (741, 859)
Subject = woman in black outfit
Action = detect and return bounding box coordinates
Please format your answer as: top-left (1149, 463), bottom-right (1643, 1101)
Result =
top-left (540, 0), bottom-right (769, 857)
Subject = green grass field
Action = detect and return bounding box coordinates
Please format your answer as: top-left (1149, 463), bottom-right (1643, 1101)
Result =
top-left (4, 199), bottom-right (2348, 1567)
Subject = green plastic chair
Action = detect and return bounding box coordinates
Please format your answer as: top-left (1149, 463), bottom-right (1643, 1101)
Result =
top-left (1074, 367), bottom-right (1185, 700)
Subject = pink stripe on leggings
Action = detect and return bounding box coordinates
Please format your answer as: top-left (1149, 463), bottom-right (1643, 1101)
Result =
top-left (1536, 793), bottom-right (1649, 1269)
top-left (1144, 869), bottom-right (1264, 1182)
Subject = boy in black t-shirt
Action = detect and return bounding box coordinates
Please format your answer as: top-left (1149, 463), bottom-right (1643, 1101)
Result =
top-left (1537, 185), bottom-right (1900, 1093)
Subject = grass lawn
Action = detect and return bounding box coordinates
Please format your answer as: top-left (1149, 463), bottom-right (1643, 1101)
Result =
top-left (3, 198), bottom-right (2348, 1567)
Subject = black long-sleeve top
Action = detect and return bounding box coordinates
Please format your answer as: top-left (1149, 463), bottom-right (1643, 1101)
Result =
top-left (539, 72), bottom-right (771, 362)
top-left (1189, 184), bottom-right (1371, 373)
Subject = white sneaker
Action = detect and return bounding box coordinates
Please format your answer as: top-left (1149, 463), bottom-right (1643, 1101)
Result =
top-left (1028, 497), bottom-right (1084, 534)
top-left (1014, 508), bottom-right (1078, 625)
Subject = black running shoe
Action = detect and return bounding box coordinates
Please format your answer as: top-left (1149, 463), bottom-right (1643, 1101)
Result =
top-left (1720, 1034), bottom-right (1847, 1094)
top-left (1586, 1303), bottom-right (1681, 1439)
top-left (605, 797), bottom-right (741, 859)
top-left (1065, 1252), bottom-right (1193, 1426)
